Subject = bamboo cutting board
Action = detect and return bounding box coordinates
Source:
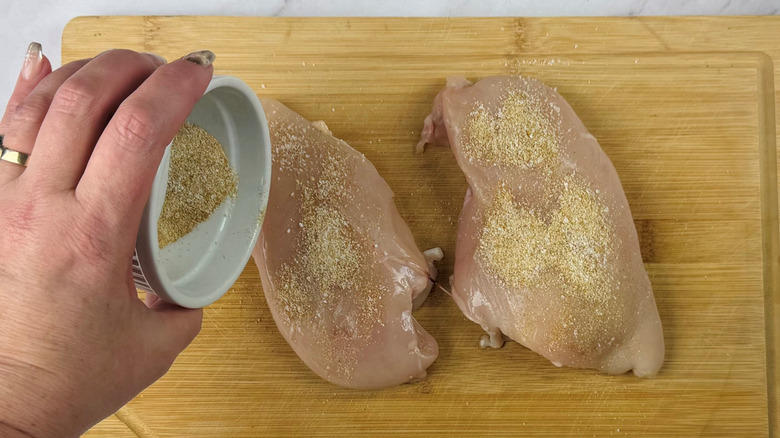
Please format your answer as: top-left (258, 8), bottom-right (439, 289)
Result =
top-left (62, 17), bottom-right (779, 437)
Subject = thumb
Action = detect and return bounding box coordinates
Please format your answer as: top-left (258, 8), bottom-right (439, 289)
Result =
top-left (145, 297), bottom-right (203, 362)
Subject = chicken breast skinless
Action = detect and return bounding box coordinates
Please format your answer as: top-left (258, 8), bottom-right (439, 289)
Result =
top-left (417, 76), bottom-right (664, 377)
top-left (254, 99), bottom-right (442, 389)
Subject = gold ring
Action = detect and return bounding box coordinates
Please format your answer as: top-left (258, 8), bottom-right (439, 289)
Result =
top-left (0, 135), bottom-right (29, 167)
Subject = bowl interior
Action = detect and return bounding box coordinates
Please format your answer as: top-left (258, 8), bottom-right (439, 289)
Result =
top-left (147, 78), bottom-right (270, 307)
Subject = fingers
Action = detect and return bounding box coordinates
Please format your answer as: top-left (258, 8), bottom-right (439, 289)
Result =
top-left (77, 51), bottom-right (214, 250)
top-left (1, 43), bottom-right (52, 120)
top-left (0, 43), bottom-right (53, 185)
top-left (0, 59), bottom-right (87, 186)
top-left (25, 50), bottom-right (167, 190)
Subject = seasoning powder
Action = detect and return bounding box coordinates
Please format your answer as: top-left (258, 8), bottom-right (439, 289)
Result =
top-left (462, 82), bottom-right (627, 354)
top-left (157, 123), bottom-right (238, 249)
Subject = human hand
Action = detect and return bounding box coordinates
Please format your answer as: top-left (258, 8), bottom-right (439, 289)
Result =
top-left (0, 44), bottom-right (214, 437)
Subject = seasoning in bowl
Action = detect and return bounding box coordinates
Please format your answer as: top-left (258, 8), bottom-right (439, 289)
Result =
top-left (157, 122), bottom-right (238, 249)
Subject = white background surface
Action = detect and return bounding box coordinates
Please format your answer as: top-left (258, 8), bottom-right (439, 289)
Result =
top-left (1, 0), bottom-right (778, 110)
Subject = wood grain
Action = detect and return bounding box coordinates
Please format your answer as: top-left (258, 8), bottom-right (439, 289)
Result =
top-left (64, 17), bottom-right (779, 437)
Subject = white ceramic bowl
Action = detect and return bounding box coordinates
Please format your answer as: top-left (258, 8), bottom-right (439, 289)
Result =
top-left (132, 75), bottom-right (271, 308)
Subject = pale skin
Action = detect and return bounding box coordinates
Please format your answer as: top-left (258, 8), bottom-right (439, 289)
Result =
top-left (0, 45), bottom-right (214, 437)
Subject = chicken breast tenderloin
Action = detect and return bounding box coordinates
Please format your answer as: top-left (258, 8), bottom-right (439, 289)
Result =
top-left (418, 76), bottom-right (664, 377)
top-left (254, 99), bottom-right (442, 389)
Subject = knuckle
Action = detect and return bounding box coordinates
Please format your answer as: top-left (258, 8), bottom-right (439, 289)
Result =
top-left (49, 78), bottom-right (99, 115)
top-left (100, 48), bottom-right (139, 60)
top-left (97, 49), bottom-right (157, 71)
top-left (111, 106), bottom-right (158, 152)
top-left (10, 93), bottom-right (51, 127)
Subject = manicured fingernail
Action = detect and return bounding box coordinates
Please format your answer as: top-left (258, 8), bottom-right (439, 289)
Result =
top-left (22, 42), bottom-right (43, 80)
top-left (182, 50), bottom-right (215, 67)
top-left (144, 52), bottom-right (167, 66)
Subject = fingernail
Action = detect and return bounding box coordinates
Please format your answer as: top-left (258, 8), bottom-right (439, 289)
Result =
top-left (144, 52), bottom-right (167, 66)
top-left (182, 50), bottom-right (215, 67)
top-left (22, 42), bottom-right (43, 80)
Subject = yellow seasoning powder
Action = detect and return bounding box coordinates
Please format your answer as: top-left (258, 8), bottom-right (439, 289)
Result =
top-left (157, 122), bottom-right (238, 249)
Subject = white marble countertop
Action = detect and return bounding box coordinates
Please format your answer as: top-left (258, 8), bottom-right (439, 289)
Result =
top-left (1, 0), bottom-right (777, 109)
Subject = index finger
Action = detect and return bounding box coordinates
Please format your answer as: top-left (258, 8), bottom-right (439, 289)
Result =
top-left (76, 51), bottom-right (214, 248)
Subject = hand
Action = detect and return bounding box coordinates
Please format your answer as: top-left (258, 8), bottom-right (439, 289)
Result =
top-left (0, 44), bottom-right (214, 437)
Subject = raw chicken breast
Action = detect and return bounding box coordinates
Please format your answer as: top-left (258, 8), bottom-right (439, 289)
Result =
top-left (417, 76), bottom-right (664, 377)
top-left (254, 99), bottom-right (441, 389)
